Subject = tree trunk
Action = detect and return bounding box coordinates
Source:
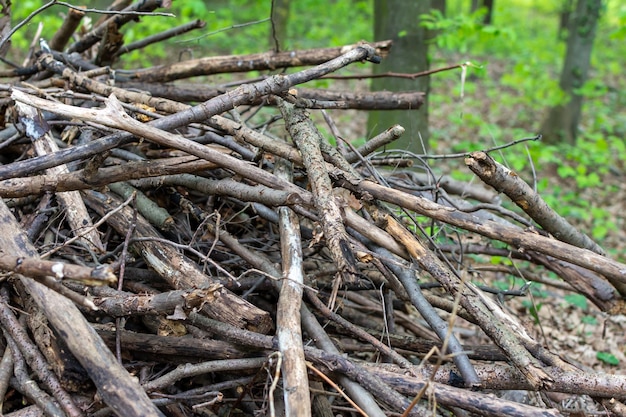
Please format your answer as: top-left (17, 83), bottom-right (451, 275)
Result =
top-left (432, 0), bottom-right (446, 16)
top-left (541, 0), bottom-right (602, 144)
top-left (483, 0), bottom-right (494, 24)
top-left (558, 0), bottom-right (574, 40)
top-left (368, 0), bottom-right (431, 153)
top-left (471, 0), bottom-right (495, 24)
top-left (270, 0), bottom-right (290, 51)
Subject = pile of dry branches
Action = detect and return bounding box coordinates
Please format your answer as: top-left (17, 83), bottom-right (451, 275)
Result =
top-left (0, 2), bottom-right (625, 417)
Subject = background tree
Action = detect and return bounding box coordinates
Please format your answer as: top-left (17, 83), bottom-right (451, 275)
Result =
top-left (432, 0), bottom-right (446, 16)
top-left (541, 0), bottom-right (603, 144)
top-left (270, 0), bottom-right (290, 51)
top-left (367, 0), bottom-right (431, 153)
top-left (558, 0), bottom-right (574, 40)
top-left (470, 0), bottom-right (495, 24)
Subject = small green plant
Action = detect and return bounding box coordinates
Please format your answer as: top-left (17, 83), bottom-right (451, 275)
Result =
top-left (596, 351), bottom-right (619, 366)
top-left (522, 299), bottom-right (542, 325)
top-left (564, 293), bottom-right (588, 310)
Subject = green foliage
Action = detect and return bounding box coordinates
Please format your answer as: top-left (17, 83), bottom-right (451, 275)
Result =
top-left (288, 0), bottom-right (371, 50)
top-left (564, 293), bottom-right (588, 310)
top-left (10, 1), bottom-right (64, 51)
top-left (608, 6), bottom-right (626, 39)
top-left (428, 1), bottom-right (624, 246)
top-left (521, 299), bottom-right (542, 325)
top-left (596, 351), bottom-right (619, 366)
top-left (420, 8), bottom-right (516, 53)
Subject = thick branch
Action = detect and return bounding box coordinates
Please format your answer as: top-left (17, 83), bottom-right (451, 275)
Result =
top-left (123, 41), bottom-right (391, 83)
top-left (337, 178), bottom-right (626, 289)
top-left (275, 159), bottom-right (311, 416)
top-left (465, 151), bottom-right (605, 255)
top-left (279, 99), bottom-right (359, 284)
top-left (0, 255), bottom-right (115, 286)
top-left (0, 200), bottom-right (164, 417)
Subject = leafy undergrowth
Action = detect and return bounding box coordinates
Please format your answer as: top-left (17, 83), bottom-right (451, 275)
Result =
top-left (428, 61), bottom-right (626, 260)
top-left (423, 59), bottom-right (626, 376)
top-left (325, 51), bottom-right (626, 380)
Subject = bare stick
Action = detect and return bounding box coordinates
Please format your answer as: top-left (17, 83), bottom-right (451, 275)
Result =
top-left (142, 357), bottom-right (268, 393)
top-left (124, 41), bottom-right (388, 83)
top-left (279, 99), bottom-right (359, 286)
top-left (274, 158), bottom-right (311, 416)
top-left (0, 254), bottom-right (116, 286)
top-left (345, 124), bottom-right (405, 163)
top-left (0, 289), bottom-right (83, 417)
top-left (48, 6), bottom-right (85, 51)
top-left (465, 151), bottom-right (605, 255)
top-left (0, 200), bottom-right (165, 416)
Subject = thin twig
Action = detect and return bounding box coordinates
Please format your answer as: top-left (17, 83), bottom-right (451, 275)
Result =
top-left (41, 191), bottom-right (136, 259)
top-left (56, 1), bottom-right (175, 16)
top-left (0, 0), bottom-right (57, 53)
top-left (306, 362), bottom-right (368, 417)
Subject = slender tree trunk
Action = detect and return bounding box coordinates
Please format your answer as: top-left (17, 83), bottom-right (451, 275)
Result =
top-left (471, 0), bottom-right (495, 24)
top-left (541, 0), bottom-right (602, 144)
top-left (270, 0), bottom-right (290, 51)
top-left (368, 0), bottom-right (431, 153)
top-left (558, 0), bottom-right (574, 40)
top-left (483, 0), bottom-right (494, 24)
top-left (432, 0), bottom-right (446, 16)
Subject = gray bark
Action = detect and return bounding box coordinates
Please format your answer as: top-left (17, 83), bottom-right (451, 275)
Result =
top-left (270, 0), bottom-right (290, 51)
top-left (368, 0), bottom-right (431, 152)
top-left (541, 0), bottom-right (602, 143)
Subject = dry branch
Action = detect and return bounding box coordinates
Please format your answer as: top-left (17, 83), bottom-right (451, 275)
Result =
top-left (275, 159), bottom-right (311, 416)
top-left (0, 255), bottom-right (115, 285)
top-left (465, 151), bottom-right (605, 255)
top-left (0, 10), bottom-right (623, 416)
top-left (0, 201), bottom-right (164, 417)
top-left (279, 99), bottom-right (359, 286)
top-left (123, 40), bottom-right (391, 83)
top-left (48, 6), bottom-right (85, 52)
top-left (119, 82), bottom-right (424, 110)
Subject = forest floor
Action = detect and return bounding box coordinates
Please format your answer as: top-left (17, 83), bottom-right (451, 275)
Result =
top-left (322, 59), bottom-right (626, 382)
